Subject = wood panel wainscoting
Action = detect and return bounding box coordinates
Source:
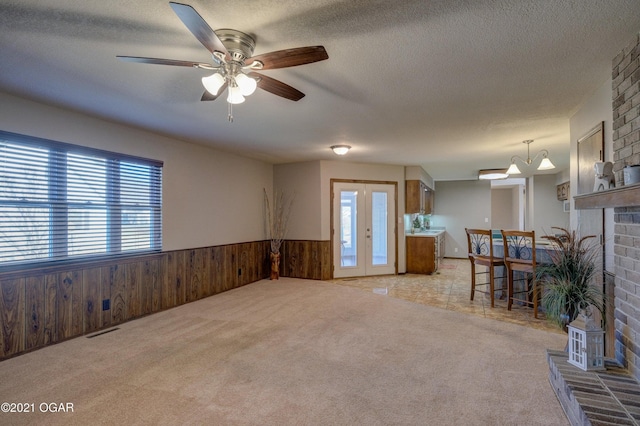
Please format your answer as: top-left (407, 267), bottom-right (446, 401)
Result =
top-left (280, 240), bottom-right (331, 281)
top-left (0, 241), bottom-right (274, 360)
top-left (0, 239), bottom-right (331, 360)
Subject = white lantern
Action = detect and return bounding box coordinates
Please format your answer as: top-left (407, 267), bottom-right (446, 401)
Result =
top-left (567, 310), bottom-right (605, 371)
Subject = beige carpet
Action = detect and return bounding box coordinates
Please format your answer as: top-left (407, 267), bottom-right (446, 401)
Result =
top-left (0, 278), bottom-right (568, 425)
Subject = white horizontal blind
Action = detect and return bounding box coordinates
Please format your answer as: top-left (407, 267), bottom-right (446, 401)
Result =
top-left (0, 131), bottom-right (162, 266)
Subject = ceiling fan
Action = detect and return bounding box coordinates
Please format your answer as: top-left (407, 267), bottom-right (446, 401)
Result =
top-left (117, 1), bottom-right (328, 121)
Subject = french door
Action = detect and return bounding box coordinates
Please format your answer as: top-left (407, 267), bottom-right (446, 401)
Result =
top-left (332, 182), bottom-right (396, 278)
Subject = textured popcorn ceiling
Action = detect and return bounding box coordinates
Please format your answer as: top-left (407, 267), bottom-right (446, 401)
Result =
top-left (1, 0), bottom-right (639, 180)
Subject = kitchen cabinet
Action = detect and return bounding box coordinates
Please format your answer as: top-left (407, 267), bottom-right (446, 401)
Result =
top-left (424, 186), bottom-right (433, 214)
top-left (406, 180), bottom-right (434, 214)
top-left (406, 235), bottom-right (437, 274)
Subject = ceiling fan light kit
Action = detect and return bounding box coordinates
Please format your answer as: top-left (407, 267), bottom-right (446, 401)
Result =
top-left (234, 73), bottom-right (257, 96)
top-left (117, 2), bottom-right (328, 122)
top-left (201, 29), bottom-right (259, 107)
top-left (201, 73), bottom-right (225, 96)
top-left (226, 85), bottom-right (246, 104)
top-left (506, 139), bottom-right (555, 175)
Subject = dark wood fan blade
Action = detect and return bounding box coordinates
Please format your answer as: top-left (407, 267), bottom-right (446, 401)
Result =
top-left (249, 72), bottom-right (304, 101)
top-left (201, 83), bottom-right (228, 101)
top-left (246, 46), bottom-right (328, 70)
top-left (169, 2), bottom-right (230, 59)
top-left (117, 56), bottom-right (211, 68)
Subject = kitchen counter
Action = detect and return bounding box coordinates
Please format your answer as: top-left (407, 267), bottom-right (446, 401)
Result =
top-left (407, 229), bottom-right (445, 237)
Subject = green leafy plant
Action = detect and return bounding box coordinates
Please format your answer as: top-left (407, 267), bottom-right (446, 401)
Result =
top-left (412, 216), bottom-right (421, 229)
top-left (536, 227), bottom-right (604, 330)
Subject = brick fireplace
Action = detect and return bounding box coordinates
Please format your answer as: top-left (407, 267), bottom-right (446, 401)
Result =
top-left (613, 205), bottom-right (640, 381)
top-left (576, 31), bottom-right (640, 382)
top-left (610, 32), bottom-right (639, 380)
top-left (563, 37), bottom-right (640, 426)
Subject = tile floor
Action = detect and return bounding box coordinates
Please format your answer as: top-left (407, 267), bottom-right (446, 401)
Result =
top-left (328, 257), bottom-right (563, 334)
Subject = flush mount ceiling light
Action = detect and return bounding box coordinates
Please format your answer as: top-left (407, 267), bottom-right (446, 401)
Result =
top-left (331, 145), bottom-right (351, 155)
top-left (506, 139), bottom-right (555, 174)
top-left (478, 169), bottom-right (509, 180)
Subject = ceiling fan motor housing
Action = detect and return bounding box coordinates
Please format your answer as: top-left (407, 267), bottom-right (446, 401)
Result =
top-left (214, 29), bottom-right (256, 63)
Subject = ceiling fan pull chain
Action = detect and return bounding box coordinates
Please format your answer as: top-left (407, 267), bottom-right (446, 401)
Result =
top-left (228, 102), bottom-right (234, 123)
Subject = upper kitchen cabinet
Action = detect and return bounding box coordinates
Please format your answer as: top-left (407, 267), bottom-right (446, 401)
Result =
top-left (406, 180), bottom-right (434, 214)
top-left (424, 186), bottom-right (433, 214)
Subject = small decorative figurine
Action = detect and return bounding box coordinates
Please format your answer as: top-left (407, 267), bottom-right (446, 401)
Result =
top-left (593, 161), bottom-right (614, 191)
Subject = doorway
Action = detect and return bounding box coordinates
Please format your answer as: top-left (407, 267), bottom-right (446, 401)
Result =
top-left (490, 178), bottom-right (526, 231)
top-left (332, 181), bottom-right (396, 278)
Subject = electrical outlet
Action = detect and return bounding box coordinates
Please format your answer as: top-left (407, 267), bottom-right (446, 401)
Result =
top-left (454, 247), bottom-right (458, 253)
top-left (102, 299), bottom-right (110, 311)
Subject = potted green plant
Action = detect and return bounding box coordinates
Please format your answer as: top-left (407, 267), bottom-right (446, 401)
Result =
top-left (536, 227), bottom-right (605, 331)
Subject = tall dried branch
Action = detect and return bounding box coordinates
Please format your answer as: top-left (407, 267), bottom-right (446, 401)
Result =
top-left (264, 188), bottom-right (294, 254)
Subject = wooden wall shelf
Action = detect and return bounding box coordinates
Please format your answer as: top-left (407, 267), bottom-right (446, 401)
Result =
top-left (574, 183), bottom-right (640, 209)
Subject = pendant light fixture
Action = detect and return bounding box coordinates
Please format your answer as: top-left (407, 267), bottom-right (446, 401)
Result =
top-left (506, 140), bottom-right (555, 174)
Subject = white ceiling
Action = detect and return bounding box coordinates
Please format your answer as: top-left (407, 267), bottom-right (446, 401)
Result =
top-left (1, 0), bottom-right (639, 180)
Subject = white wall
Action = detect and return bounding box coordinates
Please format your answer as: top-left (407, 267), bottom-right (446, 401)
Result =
top-left (0, 92), bottom-right (273, 251)
top-left (431, 180), bottom-right (492, 258)
top-left (531, 174), bottom-right (569, 237)
top-left (273, 161), bottom-right (322, 241)
top-left (569, 78), bottom-right (615, 271)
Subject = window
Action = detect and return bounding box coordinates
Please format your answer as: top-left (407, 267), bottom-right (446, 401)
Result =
top-left (0, 130), bottom-right (162, 266)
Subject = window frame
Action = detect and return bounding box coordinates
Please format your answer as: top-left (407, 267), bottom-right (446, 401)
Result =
top-left (0, 130), bottom-right (163, 269)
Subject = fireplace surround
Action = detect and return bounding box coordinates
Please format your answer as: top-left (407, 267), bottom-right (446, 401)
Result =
top-left (574, 32), bottom-right (640, 381)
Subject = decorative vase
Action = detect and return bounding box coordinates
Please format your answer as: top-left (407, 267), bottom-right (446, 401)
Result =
top-left (623, 164), bottom-right (640, 185)
top-left (270, 252), bottom-right (281, 280)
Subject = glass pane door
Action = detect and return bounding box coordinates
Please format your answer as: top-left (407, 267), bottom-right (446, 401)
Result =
top-left (340, 190), bottom-right (358, 267)
top-left (333, 182), bottom-right (395, 278)
top-left (371, 190), bottom-right (388, 266)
